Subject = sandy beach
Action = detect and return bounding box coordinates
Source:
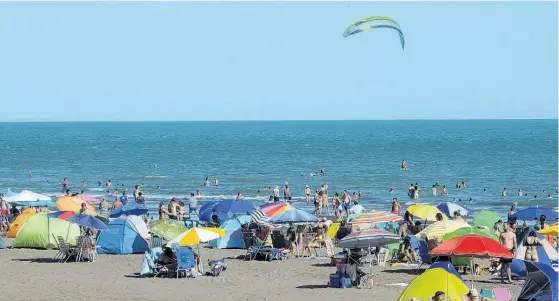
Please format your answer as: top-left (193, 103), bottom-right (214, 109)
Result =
top-left (0, 238), bottom-right (523, 301)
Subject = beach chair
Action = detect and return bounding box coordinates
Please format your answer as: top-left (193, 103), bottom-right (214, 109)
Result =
top-left (54, 235), bottom-right (75, 263)
top-left (75, 236), bottom-right (97, 263)
top-left (175, 246), bottom-right (197, 279)
top-left (144, 252), bottom-right (166, 277)
top-left (492, 287), bottom-right (511, 301)
top-left (151, 233), bottom-right (164, 249)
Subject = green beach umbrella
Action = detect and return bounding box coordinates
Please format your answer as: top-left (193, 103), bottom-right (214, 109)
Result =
top-left (472, 210), bottom-right (502, 230)
top-left (443, 226), bottom-right (498, 241)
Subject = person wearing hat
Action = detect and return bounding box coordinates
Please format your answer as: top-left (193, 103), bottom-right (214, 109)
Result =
top-left (463, 288), bottom-right (497, 301)
top-left (304, 185), bottom-right (311, 203)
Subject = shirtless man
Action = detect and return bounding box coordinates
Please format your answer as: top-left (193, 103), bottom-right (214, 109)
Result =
top-left (499, 222), bottom-right (516, 283)
top-left (304, 185), bottom-right (311, 203)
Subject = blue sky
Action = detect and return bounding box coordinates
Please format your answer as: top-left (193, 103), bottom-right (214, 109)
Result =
top-left (0, 2), bottom-right (557, 121)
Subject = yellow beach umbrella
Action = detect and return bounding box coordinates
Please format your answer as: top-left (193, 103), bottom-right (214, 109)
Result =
top-left (328, 222), bottom-right (340, 239)
top-left (407, 204), bottom-right (447, 222)
top-left (397, 268), bottom-right (469, 301)
top-left (174, 227), bottom-right (225, 246)
top-left (56, 195), bottom-right (96, 213)
top-left (539, 225), bottom-right (559, 237)
top-left (415, 220), bottom-right (471, 240)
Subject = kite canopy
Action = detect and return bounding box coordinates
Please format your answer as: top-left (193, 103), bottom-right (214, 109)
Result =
top-left (343, 15), bottom-right (405, 50)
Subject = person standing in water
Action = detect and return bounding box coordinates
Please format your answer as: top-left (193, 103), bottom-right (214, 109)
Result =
top-left (273, 185), bottom-right (280, 202)
top-left (391, 198), bottom-right (401, 215)
top-left (431, 185), bottom-right (437, 196)
top-left (61, 177), bottom-right (69, 193)
top-left (401, 160), bottom-right (408, 170)
top-left (283, 182), bottom-right (290, 201)
top-left (304, 185), bottom-right (311, 203)
top-left (133, 185), bottom-right (141, 201)
top-left (502, 188), bottom-right (508, 197)
top-left (214, 177), bottom-right (219, 186)
top-left (441, 185), bottom-right (448, 195)
top-left (204, 177), bottom-right (210, 187)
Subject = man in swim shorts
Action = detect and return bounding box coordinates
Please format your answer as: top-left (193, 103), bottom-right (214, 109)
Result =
top-left (188, 193), bottom-right (198, 218)
top-left (499, 222), bottom-right (516, 284)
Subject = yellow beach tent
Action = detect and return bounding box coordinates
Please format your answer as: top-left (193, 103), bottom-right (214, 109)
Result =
top-left (397, 268), bottom-right (469, 301)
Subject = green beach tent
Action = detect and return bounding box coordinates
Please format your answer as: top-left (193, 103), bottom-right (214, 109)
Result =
top-left (12, 212), bottom-right (80, 249)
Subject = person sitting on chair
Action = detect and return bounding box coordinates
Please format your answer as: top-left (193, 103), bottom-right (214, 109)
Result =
top-left (157, 247), bottom-right (177, 275)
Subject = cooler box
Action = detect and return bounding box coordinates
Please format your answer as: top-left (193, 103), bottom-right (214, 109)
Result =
top-left (329, 273), bottom-right (341, 288)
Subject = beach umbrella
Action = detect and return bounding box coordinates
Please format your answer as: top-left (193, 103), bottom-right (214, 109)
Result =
top-left (337, 229), bottom-right (401, 249)
top-left (431, 234), bottom-right (513, 258)
top-left (472, 210), bottom-right (501, 230)
top-left (213, 199), bottom-right (256, 216)
top-left (443, 226), bottom-right (498, 241)
top-left (56, 196), bottom-right (96, 213)
top-left (198, 201), bottom-right (218, 222)
top-left (512, 207), bottom-right (559, 221)
top-left (352, 210), bottom-right (403, 224)
top-left (268, 208), bottom-right (318, 223)
top-left (48, 211), bottom-right (77, 220)
top-left (108, 204), bottom-right (148, 218)
top-left (407, 204), bottom-right (447, 221)
top-left (428, 261), bottom-right (464, 281)
top-left (539, 225), bottom-right (559, 237)
top-left (250, 209), bottom-right (270, 225)
top-left (518, 261), bottom-right (558, 301)
top-left (66, 214), bottom-right (107, 230)
top-left (396, 267), bottom-right (469, 301)
top-left (436, 202), bottom-right (469, 218)
top-left (76, 194), bottom-right (98, 204)
top-left (415, 219), bottom-right (471, 240)
top-left (5, 190), bottom-right (51, 203)
top-left (260, 203), bottom-right (293, 217)
top-left (168, 227), bottom-right (225, 247)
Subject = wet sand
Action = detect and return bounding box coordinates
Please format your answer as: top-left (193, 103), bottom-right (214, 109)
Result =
top-left (0, 238), bottom-right (524, 301)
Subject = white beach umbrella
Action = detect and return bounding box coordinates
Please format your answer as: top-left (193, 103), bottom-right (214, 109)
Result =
top-left (4, 190), bottom-right (52, 203)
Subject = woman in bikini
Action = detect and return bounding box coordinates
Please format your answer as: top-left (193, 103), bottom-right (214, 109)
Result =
top-left (524, 230), bottom-right (542, 262)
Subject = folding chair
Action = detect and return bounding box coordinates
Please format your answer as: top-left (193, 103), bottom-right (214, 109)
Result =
top-left (175, 246), bottom-right (197, 278)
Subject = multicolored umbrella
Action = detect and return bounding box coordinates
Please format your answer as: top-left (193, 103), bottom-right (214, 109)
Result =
top-left (337, 229), bottom-right (401, 249)
top-left (415, 219), bottom-right (471, 240)
top-left (407, 204), bottom-right (447, 221)
top-left (443, 226), bottom-right (498, 241)
top-left (48, 211), bottom-right (77, 220)
top-left (472, 210), bottom-right (501, 230)
top-left (351, 210), bottom-right (403, 224)
top-left (436, 202), bottom-right (469, 218)
top-left (431, 234), bottom-right (513, 258)
top-left (260, 202), bottom-right (293, 217)
top-left (168, 227), bottom-right (225, 247)
top-left (268, 208), bottom-right (318, 223)
top-left (76, 194), bottom-right (98, 204)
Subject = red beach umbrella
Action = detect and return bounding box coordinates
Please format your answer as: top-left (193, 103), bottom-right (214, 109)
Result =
top-left (431, 234), bottom-right (513, 259)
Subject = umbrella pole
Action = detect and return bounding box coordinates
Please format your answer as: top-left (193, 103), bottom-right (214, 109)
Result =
top-left (470, 256), bottom-right (474, 289)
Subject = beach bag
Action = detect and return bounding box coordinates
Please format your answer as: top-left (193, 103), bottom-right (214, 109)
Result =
top-left (329, 273), bottom-right (341, 288)
top-left (340, 276), bottom-right (352, 288)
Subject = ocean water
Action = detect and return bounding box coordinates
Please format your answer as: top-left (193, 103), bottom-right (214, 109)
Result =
top-left (0, 120), bottom-right (557, 218)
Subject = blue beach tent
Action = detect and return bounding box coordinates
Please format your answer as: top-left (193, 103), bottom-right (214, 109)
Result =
top-left (208, 218), bottom-right (246, 249)
top-left (96, 218), bottom-right (149, 255)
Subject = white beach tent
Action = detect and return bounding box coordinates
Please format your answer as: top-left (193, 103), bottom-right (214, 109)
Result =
top-left (4, 190), bottom-right (52, 203)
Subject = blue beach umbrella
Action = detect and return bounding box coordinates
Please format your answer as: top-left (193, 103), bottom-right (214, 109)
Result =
top-left (436, 202), bottom-right (469, 218)
top-left (511, 207), bottom-right (558, 221)
top-left (109, 204), bottom-right (149, 218)
top-left (213, 199), bottom-right (256, 216)
top-left (198, 201), bottom-right (218, 222)
top-left (269, 208), bottom-right (318, 223)
top-left (67, 214), bottom-right (108, 230)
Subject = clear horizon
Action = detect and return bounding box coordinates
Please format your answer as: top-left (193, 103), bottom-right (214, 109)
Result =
top-left (0, 1), bottom-right (557, 122)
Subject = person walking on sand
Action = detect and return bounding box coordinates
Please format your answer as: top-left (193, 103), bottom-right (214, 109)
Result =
top-left (322, 189), bottom-right (330, 215)
top-left (304, 185), bottom-right (311, 203)
top-left (499, 222), bottom-right (516, 284)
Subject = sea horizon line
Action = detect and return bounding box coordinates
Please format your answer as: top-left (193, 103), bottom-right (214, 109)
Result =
top-left (0, 117), bottom-right (557, 123)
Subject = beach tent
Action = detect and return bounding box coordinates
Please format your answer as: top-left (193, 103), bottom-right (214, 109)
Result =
top-left (122, 215), bottom-right (149, 239)
top-left (140, 247), bottom-right (164, 276)
top-left (516, 228), bottom-right (558, 265)
top-left (12, 212), bottom-right (80, 249)
top-left (396, 266), bottom-right (469, 301)
top-left (517, 261), bottom-right (558, 301)
top-left (7, 208), bottom-right (36, 238)
top-left (208, 218), bottom-right (245, 249)
top-left (96, 218), bottom-right (149, 255)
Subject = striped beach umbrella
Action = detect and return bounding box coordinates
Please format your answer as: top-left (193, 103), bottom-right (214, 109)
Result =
top-left (352, 210), bottom-right (403, 224)
top-left (337, 229), bottom-right (401, 249)
top-left (48, 211), bottom-right (77, 220)
top-left (260, 203), bottom-right (293, 217)
top-left (415, 219), bottom-right (471, 240)
top-left (250, 209), bottom-right (270, 225)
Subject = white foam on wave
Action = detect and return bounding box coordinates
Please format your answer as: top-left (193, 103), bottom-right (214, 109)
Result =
top-left (145, 176), bottom-right (168, 179)
top-left (88, 188), bottom-right (105, 191)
